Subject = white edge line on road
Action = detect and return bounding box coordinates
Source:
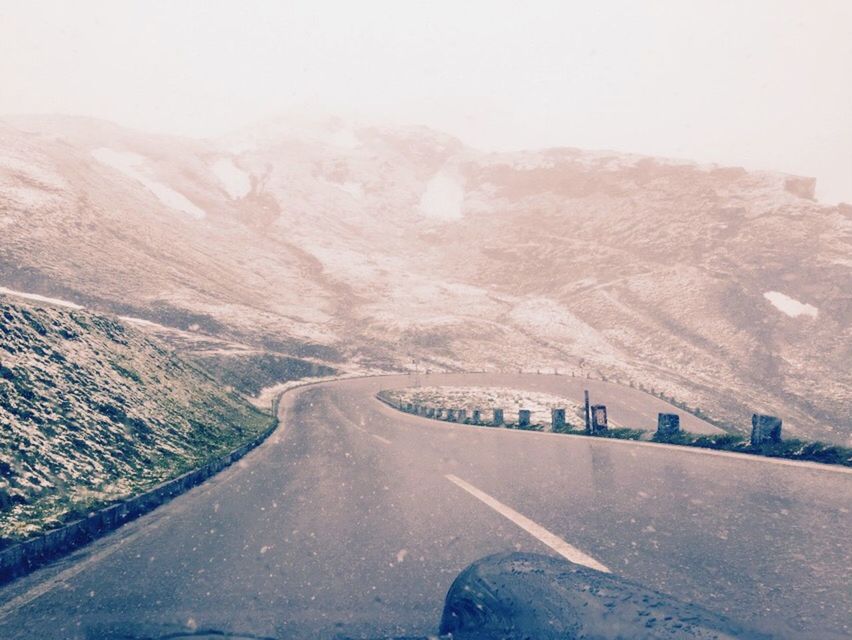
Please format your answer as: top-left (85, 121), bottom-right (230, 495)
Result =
top-left (370, 433), bottom-right (391, 444)
top-left (445, 474), bottom-right (611, 573)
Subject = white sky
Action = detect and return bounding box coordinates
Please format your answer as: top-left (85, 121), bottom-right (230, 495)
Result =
top-left (1, 0), bottom-right (851, 202)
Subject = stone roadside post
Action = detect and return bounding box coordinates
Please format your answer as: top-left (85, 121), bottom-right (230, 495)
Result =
top-left (751, 414), bottom-right (782, 445)
top-left (657, 413), bottom-right (680, 437)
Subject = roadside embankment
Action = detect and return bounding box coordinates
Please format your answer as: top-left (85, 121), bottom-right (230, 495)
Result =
top-left (0, 297), bottom-right (272, 553)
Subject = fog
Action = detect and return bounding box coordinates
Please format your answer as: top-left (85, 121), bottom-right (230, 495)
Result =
top-left (1, 0), bottom-right (850, 202)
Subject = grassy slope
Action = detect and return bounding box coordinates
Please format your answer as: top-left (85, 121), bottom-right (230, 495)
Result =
top-left (0, 297), bottom-right (271, 545)
top-left (192, 352), bottom-right (336, 397)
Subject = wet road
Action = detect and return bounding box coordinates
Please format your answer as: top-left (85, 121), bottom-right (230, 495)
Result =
top-left (0, 374), bottom-right (850, 639)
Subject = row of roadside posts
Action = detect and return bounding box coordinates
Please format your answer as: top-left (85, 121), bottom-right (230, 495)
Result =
top-left (400, 389), bottom-right (783, 446)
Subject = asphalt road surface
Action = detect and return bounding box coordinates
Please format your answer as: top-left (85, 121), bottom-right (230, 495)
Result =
top-left (0, 374), bottom-right (849, 639)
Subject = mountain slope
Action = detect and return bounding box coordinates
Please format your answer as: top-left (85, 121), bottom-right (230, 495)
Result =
top-left (0, 296), bottom-right (271, 544)
top-left (0, 114), bottom-right (848, 443)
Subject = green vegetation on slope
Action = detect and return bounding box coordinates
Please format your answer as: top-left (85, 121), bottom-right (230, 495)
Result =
top-left (0, 297), bottom-right (272, 547)
top-left (193, 352), bottom-right (336, 397)
top-left (651, 431), bottom-right (852, 466)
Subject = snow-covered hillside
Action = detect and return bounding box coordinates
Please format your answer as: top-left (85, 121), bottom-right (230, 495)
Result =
top-left (0, 114), bottom-right (849, 443)
top-left (0, 296), bottom-right (271, 543)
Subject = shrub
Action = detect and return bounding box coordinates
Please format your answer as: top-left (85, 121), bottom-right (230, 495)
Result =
top-left (748, 439), bottom-right (851, 466)
top-left (111, 363), bottom-right (143, 383)
top-left (594, 427), bottom-right (644, 440)
top-left (551, 423), bottom-right (579, 434)
top-left (691, 433), bottom-right (747, 450)
top-left (509, 422), bottom-right (544, 431)
top-left (651, 431), bottom-right (696, 445)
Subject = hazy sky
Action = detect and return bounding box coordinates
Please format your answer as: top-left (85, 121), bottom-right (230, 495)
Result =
top-left (2, 0), bottom-right (851, 202)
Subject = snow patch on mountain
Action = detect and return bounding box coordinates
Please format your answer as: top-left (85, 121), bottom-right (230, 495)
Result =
top-left (509, 297), bottom-right (621, 362)
top-left (307, 244), bottom-right (386, 282)
top-left (0, 153), bottom-right (67, 190)
top-left (91, 148), bottom-right (206, 219)
top-left (763, 291), bottom-right (819, 318)
top-left (0, 182), bottom-right (58, 210)
top-left (210, 157), bottom-right (251, 199)
top-left (0, 153), bottom-right (68, 208)
top-left (0, 286), bottom-right (83, 309)
top-left (362, 278), bottom-right (493, 329)
top-left (419, 169), bottom-right (464, 220)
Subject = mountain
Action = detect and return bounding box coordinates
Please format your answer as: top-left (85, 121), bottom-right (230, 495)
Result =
top-left (0, 296), bottom-right (271, 544)
top-left (0, 114), bottom-right (849, 444)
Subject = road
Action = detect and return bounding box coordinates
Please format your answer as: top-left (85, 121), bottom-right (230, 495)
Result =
top-left (0, 373), bottom-right (850, 639)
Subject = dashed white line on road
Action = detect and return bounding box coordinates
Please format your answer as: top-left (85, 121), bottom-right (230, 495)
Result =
top-left (370, 433), bottom-right (391, 444)
top-left (445, 474), bottom-right (611, 573)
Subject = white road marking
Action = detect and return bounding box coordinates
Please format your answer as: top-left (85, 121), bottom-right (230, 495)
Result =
top-left (337, 413), bottom-right (389, 443)
top-left (0, 520), bottom-right (162, 621)
top-left (350, 424), bottom-right (391, 444)
top-left (445, 474), bottom-right (611, 573)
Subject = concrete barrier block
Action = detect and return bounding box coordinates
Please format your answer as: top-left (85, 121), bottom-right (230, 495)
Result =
top-left (657, 413), bottom-right (680, 436)
top-left (590, 404), bottom-right (608, 433)
top-left (751, 414), bottom-right (782, 445)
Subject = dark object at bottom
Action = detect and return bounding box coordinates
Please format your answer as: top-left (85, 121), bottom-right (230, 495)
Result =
top-left (439, 552), bottom-right (772, 639)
